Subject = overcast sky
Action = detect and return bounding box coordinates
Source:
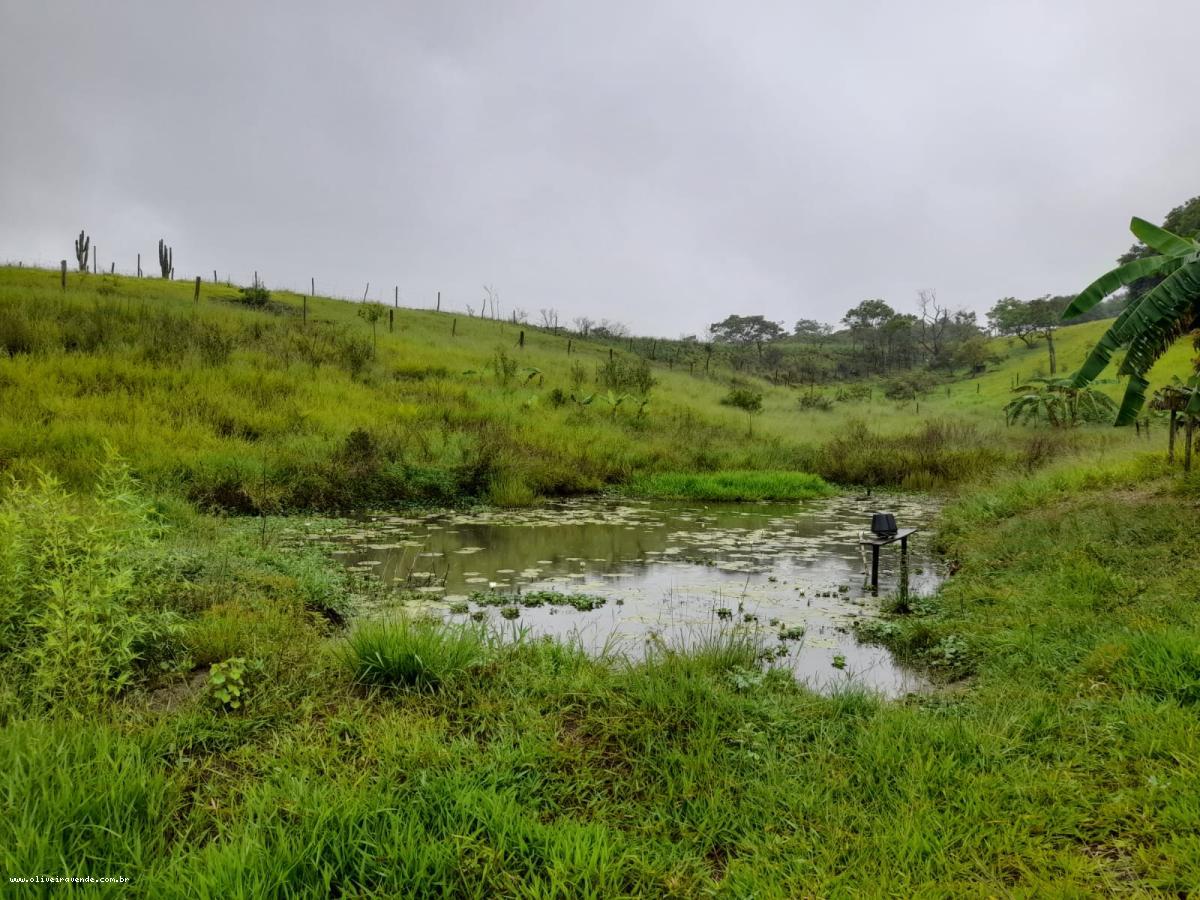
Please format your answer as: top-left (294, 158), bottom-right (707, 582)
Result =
top-left (1, 1), bottom-right (1197, 336)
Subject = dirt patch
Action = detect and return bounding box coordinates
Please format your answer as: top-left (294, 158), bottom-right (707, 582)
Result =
top-left (145, 667), bottom-right (210, 713)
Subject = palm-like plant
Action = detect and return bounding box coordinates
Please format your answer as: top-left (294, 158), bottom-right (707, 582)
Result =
top-left (1064, 217), bottom-right (1200, 424)
top-left (1004, 377), bottom-right (1117, 427)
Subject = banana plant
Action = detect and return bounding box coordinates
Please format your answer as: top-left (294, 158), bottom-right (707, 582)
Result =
top-left (1004, 377), bottom-right (1117, 427)
top-left (1064, 217), bottom-right (1200, 423)
top-left (597, 390), bottom-right (630, 416)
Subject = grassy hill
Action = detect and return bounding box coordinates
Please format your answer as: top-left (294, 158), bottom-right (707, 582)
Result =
top-left (3, 265), bottom-right (1200, 893)
top-left (0, 265), bottom-right (1191, 508)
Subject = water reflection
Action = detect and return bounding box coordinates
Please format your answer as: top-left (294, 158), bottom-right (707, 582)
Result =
top-left (321, 494), bottom-right (943, 697)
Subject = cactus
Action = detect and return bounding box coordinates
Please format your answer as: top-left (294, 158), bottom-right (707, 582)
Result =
top-left (158, 238), bottom-right (173, 279)
top-left (74, 230), bottom-right (90, 272)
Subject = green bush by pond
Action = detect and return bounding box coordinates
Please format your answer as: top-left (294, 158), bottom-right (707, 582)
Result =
top-left (626, 469), bottom-right (832, 501)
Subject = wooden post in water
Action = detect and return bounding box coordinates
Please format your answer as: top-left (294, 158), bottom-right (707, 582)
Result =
top-left (193, 276), bottom-right (201, 303)
top-left (60, 260), bottom-right (67, 290)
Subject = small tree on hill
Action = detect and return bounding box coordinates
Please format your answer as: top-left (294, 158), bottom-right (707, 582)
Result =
top-left (357, 302), bottom-right (388, 357)
top-left (721, 387), bottom-right (764, 436)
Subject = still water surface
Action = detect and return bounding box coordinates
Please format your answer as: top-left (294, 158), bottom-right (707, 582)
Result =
top-left (320, 494), bottom-right (943, 697)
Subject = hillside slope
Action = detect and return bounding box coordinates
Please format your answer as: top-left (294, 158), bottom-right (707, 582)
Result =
top-left (0, 266), bottom-right (1190, 508)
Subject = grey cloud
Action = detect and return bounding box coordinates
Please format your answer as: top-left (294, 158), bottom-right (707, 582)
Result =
top-left (2, 0), bottom-right (1197, 335)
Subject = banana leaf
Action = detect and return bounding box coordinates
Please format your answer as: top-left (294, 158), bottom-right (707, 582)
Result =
top-left (1130, 217), bottom-right (1199, 258)
top-left (1070, 294), bottom-right (1145, 387)
top-left (1115, 373), bottom-right (1150, 426)
top-left (1073, 258), bottom-right (1200, 390)
top-left (1061, 255), bottom-right (1180, 319)
top-left (1185, 375), bottom-right (1200, 417)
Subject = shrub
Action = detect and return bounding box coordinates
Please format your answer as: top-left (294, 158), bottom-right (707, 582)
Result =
top-left (883, 372), bottom-right (936, 401)
top-left (238, 284), bottom-right (271, 307)
top-left (342, 617), bottom-right (488, 691)
top-left (596, 357), bottom-right (656, 395)
top-left (815, 419), bottom-right (1004, 489)
top-left (797, 392), bottom-right (833, 411)
top-left (0, 458), bottom-right (184, 714)
top-left (835, 384), bottom-right (872, 403)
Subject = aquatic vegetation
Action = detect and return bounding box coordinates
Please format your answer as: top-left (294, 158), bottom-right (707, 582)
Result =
top-left (778, 625), bottom-right (806, 641)
top-left (469, 589), bottom-right (607, 612)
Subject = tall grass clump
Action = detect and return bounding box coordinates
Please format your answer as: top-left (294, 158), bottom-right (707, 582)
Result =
top-left (343, 617), bottom-right (488, 691)
top-left (0, 721), bottom-right (175, 881)
top-left (0, 457), bottom-right (184, 715)
top-left (815, 419), bottom-right (1009, 489)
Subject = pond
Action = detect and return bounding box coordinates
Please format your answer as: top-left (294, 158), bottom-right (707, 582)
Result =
top-left (317, 494), bottom-right (944, 697)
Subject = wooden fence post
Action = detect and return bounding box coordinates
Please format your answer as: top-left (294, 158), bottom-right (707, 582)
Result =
top-left (436, 291), bottom-right (441, 312)
top-left (518, 330), bottom-right (525, 348)
top-left (567, 339), bottom-right (573, 355)
top-left (311, 277), bottom-right (315, 297)
top-left (1186, 417), bottom-right (1195, 473)
top-left (389, 308), bottom-right (394, 332)
top-left (60, 260), bottom-right (67, 290)
top-left (137, 253), bottom-right (141, 277)
top-left (451, 318), bottom-right (457, 337)
top-left (194, 275), bottom-right (201, 302)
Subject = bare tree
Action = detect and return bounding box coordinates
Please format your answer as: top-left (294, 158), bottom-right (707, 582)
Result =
top-left (594, 318), bottom-right (630, 338)
top-left (483, 284), bottom-right (500, 320)
top-left (916, 288), bottom-right (950, 364)
top-left (511, 308), bottom-right (529, 324)
top-left (573, 316), bottom-right (594, 337)
top-left (539, 308), bottom-right (560, 330)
